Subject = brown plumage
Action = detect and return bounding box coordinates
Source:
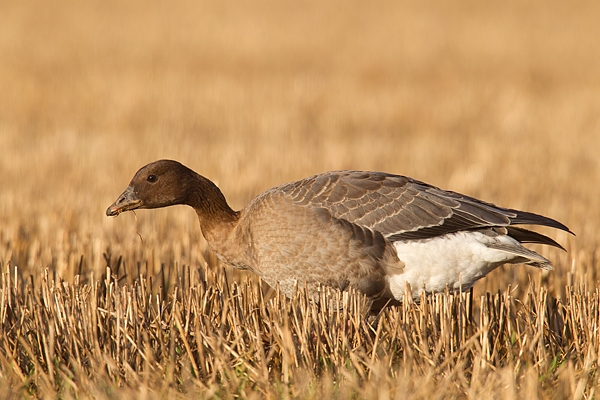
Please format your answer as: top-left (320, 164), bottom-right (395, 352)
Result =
top-left (107, 160), bottom-right (572, 307)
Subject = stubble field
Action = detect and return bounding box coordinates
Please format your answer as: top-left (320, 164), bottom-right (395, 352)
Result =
top-left (1, 0), bottom-right (599, 398)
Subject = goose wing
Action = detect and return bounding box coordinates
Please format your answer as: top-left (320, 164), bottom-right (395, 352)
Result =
top-left (281, 171), bottom-right (571, 245)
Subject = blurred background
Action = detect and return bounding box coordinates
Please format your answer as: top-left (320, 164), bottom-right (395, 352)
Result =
top-left (0, 0), bottom-right (598, 297)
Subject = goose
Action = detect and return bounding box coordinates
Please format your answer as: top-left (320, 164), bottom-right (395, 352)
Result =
top-left (106, 160), bottom-right (571, 308)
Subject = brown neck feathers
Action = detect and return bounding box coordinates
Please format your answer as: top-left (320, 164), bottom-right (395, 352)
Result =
top-left (186, 174), bottom-right (239, 229)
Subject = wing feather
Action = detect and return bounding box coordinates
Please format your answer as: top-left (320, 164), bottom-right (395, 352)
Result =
top-left (280, 170), bottom-right (572, 242)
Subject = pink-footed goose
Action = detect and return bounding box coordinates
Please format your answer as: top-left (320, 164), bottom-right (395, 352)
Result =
top-left (107, 160), bottom-right (571, 308)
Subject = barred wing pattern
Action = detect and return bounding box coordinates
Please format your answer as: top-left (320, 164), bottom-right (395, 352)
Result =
top-left (282, 171), bottom-right (570, 246)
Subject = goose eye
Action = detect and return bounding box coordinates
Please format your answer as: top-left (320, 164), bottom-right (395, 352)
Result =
top-left (147, 174), bottom-right (157, 183)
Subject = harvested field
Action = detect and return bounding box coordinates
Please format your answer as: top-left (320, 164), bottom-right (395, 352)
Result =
top-left (1, 0), bottom-right (599, 398)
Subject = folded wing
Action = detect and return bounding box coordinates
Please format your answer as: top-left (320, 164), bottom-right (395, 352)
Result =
top-left (281, 171), bottom-right (571, 247)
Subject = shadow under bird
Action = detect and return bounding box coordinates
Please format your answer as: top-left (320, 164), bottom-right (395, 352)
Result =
top-left (107, 160), bottom-right (572, 309)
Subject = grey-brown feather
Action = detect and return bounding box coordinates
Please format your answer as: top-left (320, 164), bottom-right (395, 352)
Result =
top-left (240, 192), bottom-right (402, 300)
top-left (485, 242), bottom-right (553, 270)
top-left (279, 170), bottom-right (571, 247)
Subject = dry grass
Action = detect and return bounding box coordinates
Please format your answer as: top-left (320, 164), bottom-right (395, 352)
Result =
top-left (1, 0), bottom-right (599, 398)
top-left (2, 264), bottom-right (600, 399)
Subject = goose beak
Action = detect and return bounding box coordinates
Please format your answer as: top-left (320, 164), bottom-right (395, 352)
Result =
top-left (106, 186), bottom-right (142, 216)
